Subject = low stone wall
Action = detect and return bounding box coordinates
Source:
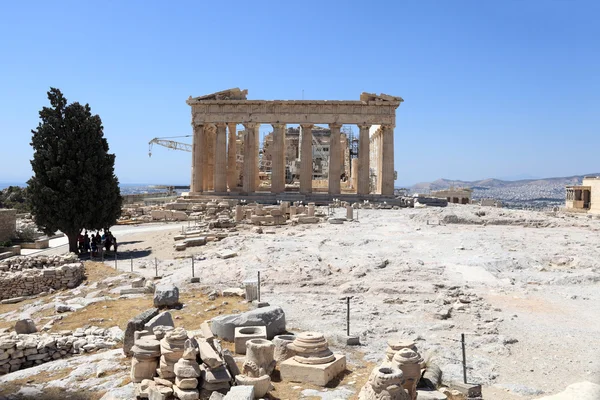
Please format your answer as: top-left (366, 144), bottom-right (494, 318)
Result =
top-left (0, 254), bottom-right (84, 300)
top-left (0, 326), bottom-right (122, 375)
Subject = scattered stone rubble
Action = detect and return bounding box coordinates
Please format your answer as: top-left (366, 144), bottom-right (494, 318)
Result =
top-left (0, 325), bottom-right (123, 375)
top-left (0, 253), bottom-right (84, 301)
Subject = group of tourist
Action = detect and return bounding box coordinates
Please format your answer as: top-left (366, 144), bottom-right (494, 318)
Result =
top-left (77, 230), bottom-right (118, 256)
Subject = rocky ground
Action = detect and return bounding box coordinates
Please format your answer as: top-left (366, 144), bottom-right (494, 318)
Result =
top-left (0, 204), bottom-right (599, 399)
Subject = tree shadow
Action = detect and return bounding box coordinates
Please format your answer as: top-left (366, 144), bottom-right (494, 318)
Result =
top-left (78, 249), bottom-right (152, 261)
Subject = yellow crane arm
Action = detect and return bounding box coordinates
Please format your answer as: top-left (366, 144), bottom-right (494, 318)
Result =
top-left (148, 138), bottom-right (192, 157)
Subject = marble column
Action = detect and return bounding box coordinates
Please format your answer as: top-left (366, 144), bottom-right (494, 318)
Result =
top-left (328, 123), bottom-right (341, 195)
top-left (191, 124), bottom-right (204, 193)
top-left (376, 129), bottom-right (383, 194)
top-left (214, 123), bottom-right (227, 192)
top-left (299, 124), bottom-right (313, 194)
top-left (255, 126), bottom-right (261, 190)
top-left (227, 123), bottom-right (237, 191)
top-left (203, 125), bottom-right (216, 191)
top-left (381, 125), bottom-right (395, 195)
top-left (243, 123), bottom-right (257, 193)
top-left (351, 158), bottom-right (358, 191)
top-left (271, 123), bottom-right (286, 193)
top-left (357, 124), bottom-right (370, 195)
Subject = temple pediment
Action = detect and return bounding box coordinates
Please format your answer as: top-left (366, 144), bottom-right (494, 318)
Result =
top-left (187, 88), bottom-right (248, 103)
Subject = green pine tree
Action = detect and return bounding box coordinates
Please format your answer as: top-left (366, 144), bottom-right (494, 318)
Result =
top-left (28, 88), bottom-right (122, 254)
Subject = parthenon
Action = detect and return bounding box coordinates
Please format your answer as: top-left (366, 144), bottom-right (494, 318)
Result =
top-left (185, 88), bottom-right (403, 200)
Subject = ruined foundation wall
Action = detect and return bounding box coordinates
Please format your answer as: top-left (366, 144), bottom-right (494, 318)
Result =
top-left (0, 327), bottom-right (121, 375)
top-left (0, 209), bottom-right (16, 243)
top-left (0, 255), bottom-right (84, 300)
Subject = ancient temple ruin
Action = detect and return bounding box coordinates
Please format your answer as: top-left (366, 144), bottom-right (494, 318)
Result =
top-left (185, 88), bottom-right (403, 202)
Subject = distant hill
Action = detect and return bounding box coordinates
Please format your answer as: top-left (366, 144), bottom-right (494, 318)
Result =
top-left (410, 173), bottom-right (600, 208)
top-left (411, 174), bottom-right (600, 192)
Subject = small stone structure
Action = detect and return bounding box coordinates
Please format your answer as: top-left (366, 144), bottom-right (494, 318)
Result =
top-left (566, 176), bottom-right (600, 214)
top-left (280, 331), bottom-right (346, 386)
top-left (430, 188), bottom-right (472, 205)
top-left (0, 326), bottom-right (122, 375)
top-left (0, 254), bottom-right (84, 301)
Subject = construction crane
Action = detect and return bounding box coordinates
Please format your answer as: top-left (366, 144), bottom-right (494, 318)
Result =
top-left (148, 135), bottom-right (272, 169)
top-left (148, 136), bottom-right (192, 157)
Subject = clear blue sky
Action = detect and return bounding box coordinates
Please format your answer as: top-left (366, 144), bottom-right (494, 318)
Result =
top-left (1, 1), bottom-right (599, 187)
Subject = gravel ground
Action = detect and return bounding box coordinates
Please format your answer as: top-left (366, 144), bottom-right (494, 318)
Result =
top-left (111, 204), bottom-right (600, 399)
top-left (2, 205), bottom-right (599, 399)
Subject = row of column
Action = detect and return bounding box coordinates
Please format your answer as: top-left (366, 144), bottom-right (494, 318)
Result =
top-left (191, 123), bottom-right (395, 196)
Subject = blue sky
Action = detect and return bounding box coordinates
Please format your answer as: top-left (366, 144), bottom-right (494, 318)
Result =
top-left (1, 1), bottom-right (599, 187)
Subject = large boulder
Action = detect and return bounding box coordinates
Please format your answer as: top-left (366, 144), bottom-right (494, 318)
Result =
top-left (154, 284), bottom-right (180, 308)
top-left (144, 311), bottom-right (174, 331)
top-left (211, 306), bottom-right (286, 341)
top-left (14, 319), bottom-right (37, 334)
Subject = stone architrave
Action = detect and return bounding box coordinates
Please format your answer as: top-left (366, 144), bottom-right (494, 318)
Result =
top-left (328, 123), bottom-right (342, 195)
top-left (214, 123), bottom-right (228, 192)
top-left (299, 124), bottom-right (313, 194)
top-left (357, 124), bottom-right (371, 195)
top-left (227, 123), bottom-right (238, 191)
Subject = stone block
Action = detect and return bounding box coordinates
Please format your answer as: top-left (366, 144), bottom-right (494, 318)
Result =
top-left (222, 288), bottom-right (245, 297)
top-left (417, 390), bottom-right (449, 400)
top-left (211, 306), bottom-right (286, 342)
top-left (173, 385), bottom-right (199, 400)
top-left (279, 354), bottom-right (346, 386)
top-left (184, 237), bottom-right (207, 247)
top-left (175, 377), bottom-right (199, 389)
top-left (124, 308), bottom-right (159, 356)
top-left (209, 392), bottom-right (225, 400)
top-left (14, 319), bottom-right (37, 334)
top-left (343, 335), bottom-right (360, 346)
top-left (224, 385), bottom-right (255, 400)
top-left (296, 216), bottom-right (319, 224)
top-left (120, 287), bottom-right (149, 295)
top-left (144, 311), bottom-right (174, 331)
top-left (201, 364), bottom-right (231, 383)
top-left (153, 284), bottom-right (180, 308)
top-left (200, 321), bottom-right (214, 342)
top-left (222, 349), bottom-right (240, 377)
top-left (234, 326), bottom-right (267, 355)
top-left (198, 338), bottom-right (223, 369)
top-left (445, 381), bottom-right (482, 398)
top-left (218, 250), bottom-right (237, 259)
top-left (132, 277), bottom-right (146, 288)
